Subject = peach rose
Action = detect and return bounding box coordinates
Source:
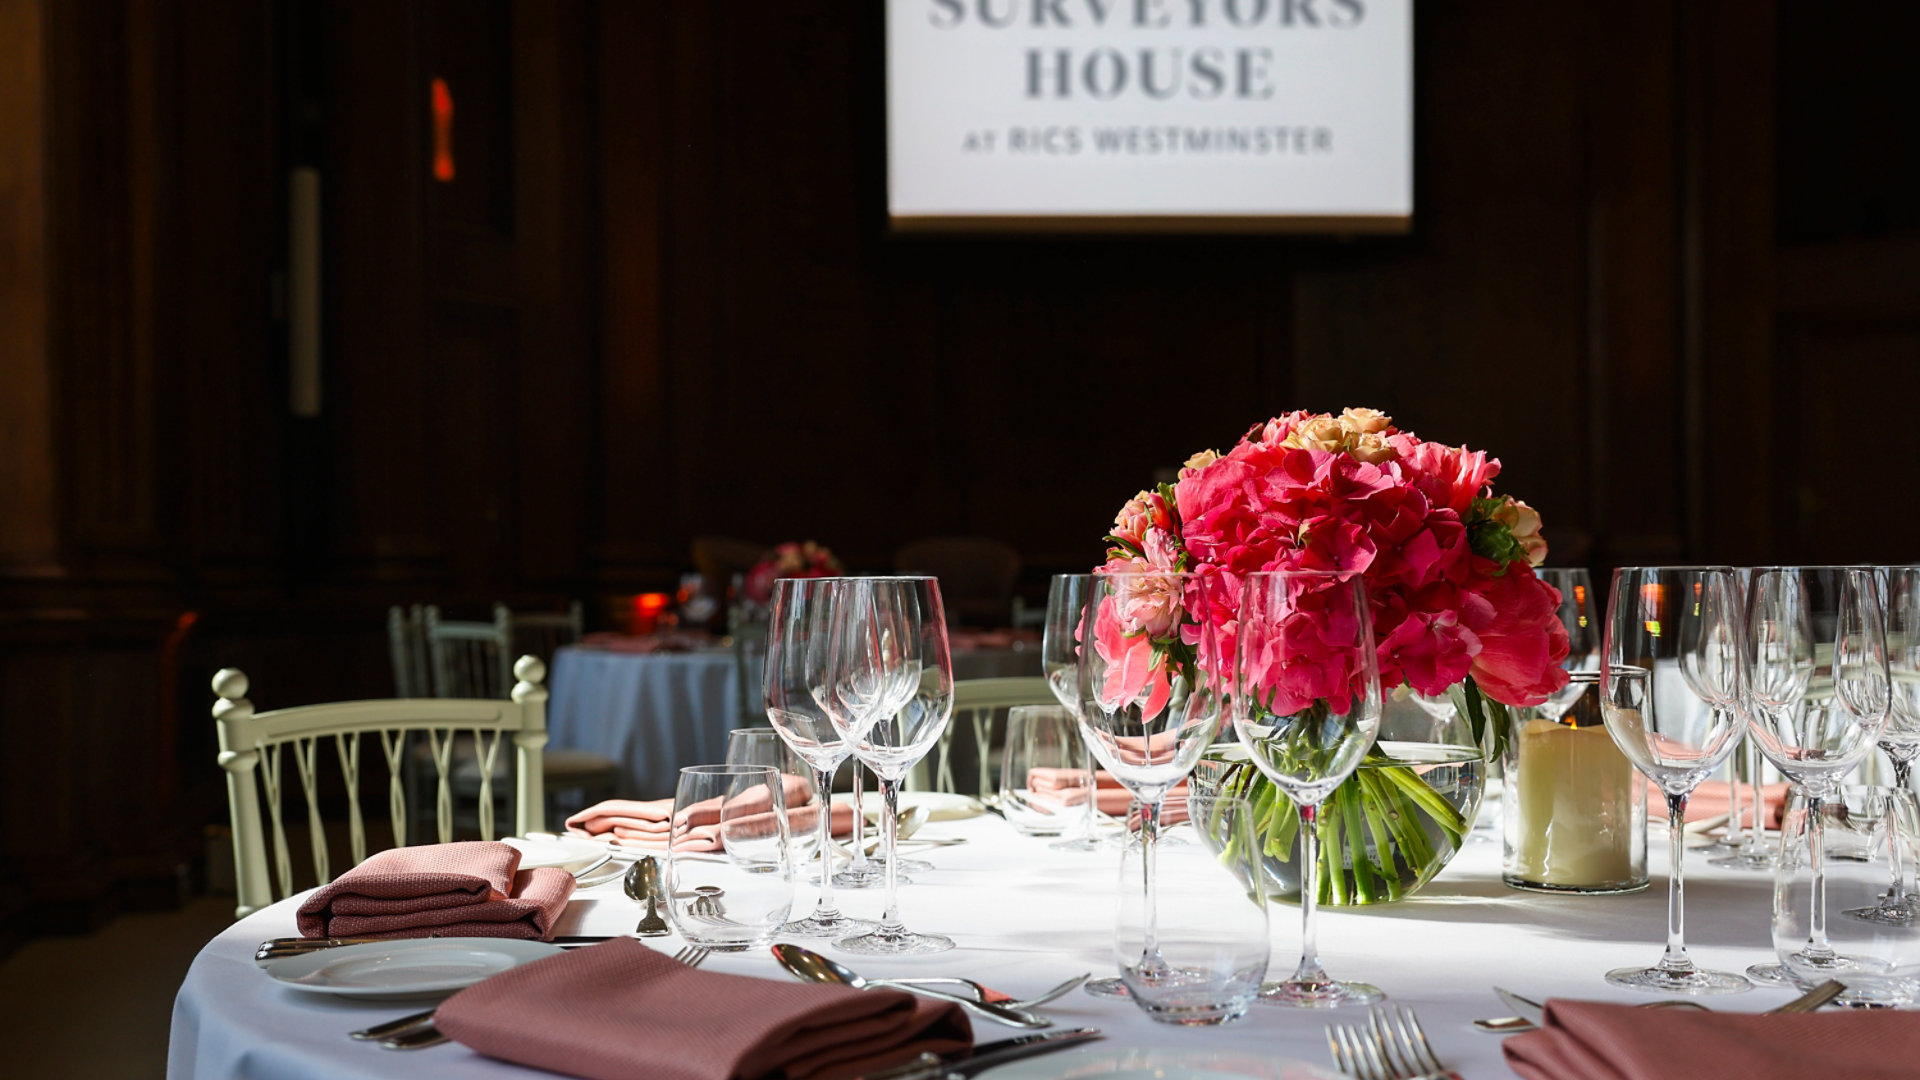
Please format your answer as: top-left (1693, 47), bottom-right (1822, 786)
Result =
top-left (1339, 407), bottom-right (1393, 435)
top-left (1283, 416), bottom-right (1348, 453)
top-left (1182, 449), bottom-right (1219, 476)
top-left (1349, 432), bottom-right (1397, 465)
top-left (1495, 498), bottom-right (1548, 566)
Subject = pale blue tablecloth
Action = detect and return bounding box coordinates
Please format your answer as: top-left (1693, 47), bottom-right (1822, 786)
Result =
top-left (546, 644), bottom-right (1041, 799)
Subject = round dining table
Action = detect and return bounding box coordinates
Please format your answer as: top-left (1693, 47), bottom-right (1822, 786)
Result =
top-left (170, 808), bottom-right (1806, 1080)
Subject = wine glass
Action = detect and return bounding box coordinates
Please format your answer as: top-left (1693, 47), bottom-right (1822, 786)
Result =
top-left (998, 705), bottom-right (1095, 838)
top-left (762, 578), bottom-right (876, 937)
top-left (1078, 569), bottom-right (1224, 1009)
top-left (1043, 573), bottom-right (1120, 853)
top-left (1881, 567), bottom-right (1920, 792)
top-left (1599, 566), bottom-right (1750, 994)
top-left (1705, 567), bottom-right (1774, 872)
top-left (724, 727), bottom-right (820, 872)
top-left (821, 576), bottom-right (956, 955)
top-left (1747, 566), bottom-right (1894, 982)
top-left (1232, 570), bottom-right (1383, 1007)
top-left (1536, 568), bottom-right (1601, 722)
top-left (1775, 786), bottom-right (1920, 1005)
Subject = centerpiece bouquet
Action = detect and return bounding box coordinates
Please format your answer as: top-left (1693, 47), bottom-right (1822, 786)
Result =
top-left (1095, 408), bottom-right (1570, 904)
top-left (742, 541), bottom-right (844, 606)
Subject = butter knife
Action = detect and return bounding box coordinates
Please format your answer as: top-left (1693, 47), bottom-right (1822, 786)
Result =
top-left (860, 1028), bottom-right (1102, 1080)
top-left (1494, 986), bottom-right (1544, 1027)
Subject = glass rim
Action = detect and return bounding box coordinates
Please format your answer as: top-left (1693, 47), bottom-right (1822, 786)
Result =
top-left (679, 763), bottom-right (780, 777)
top-left (1241, 568), bottom-right (1361, 578)
top-left (1611, 565), bottom-right (1737, 573)
top-left (1050, 572), bottom-right (1093, 582)
top-left (726, 727), bottom-right (780, 737)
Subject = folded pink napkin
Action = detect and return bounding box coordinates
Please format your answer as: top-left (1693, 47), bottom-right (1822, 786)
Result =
top-left (565, 779), bottom-right (853, 852)
top-left (435, 938), bottom-right (972, 1080)
top-left (295, 841), bottom-right (574, 940)
top-left (1646, 781), bottom-right (1790, 828)
top-left (1504, 998), bottom-right (1920, 1080)
top-left (1024, 767), bottom-right (1185, 817)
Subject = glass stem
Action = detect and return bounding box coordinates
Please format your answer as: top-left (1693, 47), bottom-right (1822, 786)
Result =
top-left (1742, 741), bottom-right (1766, 855)
top-left (812, 765), bottom-right (839, 919)
top-left (1725, 753), bottom-right (1744, 844)
top-left (1293, 801), bottom-right (1330, 985)
top-left (1137, 797), bottom-right (1166, 976)
top-left (849, 765), bottom-right (870, 869)
top-left (1659, 792), bottom-right (1695, 973)
top-left (1806, 793), bottom-right (1834, 961)
top-left (878, 776), bottom-right (904, 939)
top-left (1894, 754), bottom-right (1914, 794)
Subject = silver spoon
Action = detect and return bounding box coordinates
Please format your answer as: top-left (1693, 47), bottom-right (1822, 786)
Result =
top-left (623, 856), bottom-right (671, 937)
top-left (771, 943), bottom-right (1051, 1028)
top-left (896, 972), bottom-right (1089, 1009)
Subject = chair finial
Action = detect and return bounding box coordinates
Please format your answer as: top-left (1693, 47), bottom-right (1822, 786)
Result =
top-left (513, 654), bottom-right (546, 685)
top-left (213, 668), bottom-right (249, 700)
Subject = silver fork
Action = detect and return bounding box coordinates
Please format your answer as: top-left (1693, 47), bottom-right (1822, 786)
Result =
top-left (1326, 1005), bottom-right (1461, 1080)
top-left (363, 943), bottom-right (711, 1049)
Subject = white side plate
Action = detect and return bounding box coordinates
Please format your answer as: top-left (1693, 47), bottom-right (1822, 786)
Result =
top-left (503, 836), bottom-right (612, 876)
top-left (264, 938), bottom-right (563, 999)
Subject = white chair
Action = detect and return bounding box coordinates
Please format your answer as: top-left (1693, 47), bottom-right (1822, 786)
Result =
top-left (916, 677), bottom-right (1054, 796)
top-left (425, 605), bottom-right (515, 699)
top-left (501, 600), bottom-right (583, 671)
top-left (213, 657), bottom-right (550, 919)
top-left (386, 604), bottom-right (432, 697)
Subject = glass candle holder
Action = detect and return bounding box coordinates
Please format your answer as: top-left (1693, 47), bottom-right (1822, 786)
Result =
top-left (1502, 673), bottom-right (1649, 893)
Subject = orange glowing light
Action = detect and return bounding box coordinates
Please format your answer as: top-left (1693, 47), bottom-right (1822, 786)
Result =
top-left (431, 78), bottom-right (455, 182)
top-left (631, 592), bottom-right (671, 635)
top-left (1641, 583), bottom-right (1667, 637)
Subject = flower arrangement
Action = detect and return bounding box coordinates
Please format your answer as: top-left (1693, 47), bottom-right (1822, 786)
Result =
top-left (742, 541), bottom-right (844, 605)
top-left (1097, 408), bottom-right (1570, 904)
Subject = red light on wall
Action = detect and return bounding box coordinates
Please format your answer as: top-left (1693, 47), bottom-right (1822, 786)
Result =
top-left (431, 77), bottom-right (455, 182)
top-left (631, 593), bottom-right (671, 635)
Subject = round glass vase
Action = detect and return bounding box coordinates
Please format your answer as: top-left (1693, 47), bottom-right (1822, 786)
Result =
top-left (1194, 688), bottom-right (1486, 907)
top-left (1500, 672), bottom-right (1649, 894)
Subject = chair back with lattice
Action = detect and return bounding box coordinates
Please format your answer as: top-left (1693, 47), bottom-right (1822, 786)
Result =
top-left (425, 604), bottom-right (514, 699)
top-left (500, 601), bottom-right (582, 671)
top-left (894, 536), bottom-right (1022, 626)
top-left (916, 676), bottom-right (1053, 796)
top-left (387, 604), bottom-right (432, 697)
top-left (213, 656), bottom-right (550, 919)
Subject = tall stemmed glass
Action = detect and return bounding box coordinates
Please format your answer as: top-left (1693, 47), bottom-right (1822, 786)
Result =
top-left (1078, 569), bottom-right (1223, 1007)
top-left (762, 578), bottom-right (875, 937)
top-left (1233, 571), bottom-right (1384, 1007)
top-left (1600, 566), bottom-right (1750, 994)
top-left (1880, 567), bottom-right (1920, 794)
top-left (823, 576), bottom-right (956, 955)
top-left (1746, 566), bottom-right (1894, 979)
top-left (1536, 568), bottom-right (1601, 721)
top-left (1043, 573), bottom-right (1114, 853)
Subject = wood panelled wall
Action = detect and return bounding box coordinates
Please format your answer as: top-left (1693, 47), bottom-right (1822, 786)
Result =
top-left (3, 0), bottom-right (1915, 942)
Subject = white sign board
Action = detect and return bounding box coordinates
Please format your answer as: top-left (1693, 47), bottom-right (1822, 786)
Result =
top-left (887, 0), bottom-right (1412, 232)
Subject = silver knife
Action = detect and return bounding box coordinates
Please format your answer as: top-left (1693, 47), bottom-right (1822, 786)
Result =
top-left (1494, 987), bottom-right (1545, 1027)
top-left (860, 1027), bottom-right (1102, 1080)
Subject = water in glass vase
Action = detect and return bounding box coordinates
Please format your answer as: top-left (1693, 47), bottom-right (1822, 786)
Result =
top-left (1199, 742), bottom-right (1485, 905)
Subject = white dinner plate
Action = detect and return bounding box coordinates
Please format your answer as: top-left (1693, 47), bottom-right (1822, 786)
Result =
top-left (979, 1048), bottom-right (1341, 1080)
top-left (264, 938), bottom-right (563, 999)
top-left (835, 791), bottom-right (985, 822)
top-left (503, 835), bottom-right (613, 876)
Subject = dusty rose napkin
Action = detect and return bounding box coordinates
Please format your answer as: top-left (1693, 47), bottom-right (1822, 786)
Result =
top-left (435, 938), bottom-right (972, 1080)
top-left (565, 780), bottom-right (853, 852)
top-left (295, 841), bottom-right (574, 940)
top-left (1646, 781), bottom-right (1790, 828)
top-left (1504, 998), bottom-right (1920, 1080)
top-left (1024, 767), bottom-right (1186, 817)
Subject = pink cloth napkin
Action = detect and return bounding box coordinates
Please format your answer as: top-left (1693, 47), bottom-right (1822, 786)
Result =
top-left (435, 938), bottom-right (972, 1080)
top-left (564, 777), bottom-right (852, 852)
top-left (1646, 781), bottom-right (1790, 828)
top-left (1024, 767), bottom-right (1186, 817)
top-left (294, 841), bottom-right (574, 940)
top-left (1504, 998), bottom-right (1920, 1080)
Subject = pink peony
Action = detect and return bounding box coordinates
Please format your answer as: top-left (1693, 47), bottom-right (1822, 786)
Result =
top-left (1463, 564), bottom-right (1570, 706)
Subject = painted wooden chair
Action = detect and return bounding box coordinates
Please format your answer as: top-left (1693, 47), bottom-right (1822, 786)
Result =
top-left (386, 604), bottom-right (433, 697)
top-left (501, 600), bottom-right (583, 672)
top-left (213, 657), bottom-right (550, 919)
top-left (915, 676), bottom-right (1054, 796)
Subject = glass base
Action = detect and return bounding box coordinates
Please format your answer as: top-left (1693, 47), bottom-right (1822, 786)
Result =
top-left (832, 864), bottom-right (887, 889)
top-left (1083, 977), bottom-right (1130, 999)
top-left (1257, 978), bottom-right (1384, 1008)
top-left (778, 912), bottom-right (876, 938)
top-left (1844, 897), bottom-right (1920, 926)
top-left (1746, 962), bottom-right (1791, 986)
top-left (835, 928), bottom-right (954, 956)
top-left (1503, 875), bottom-right (1650, 896)
top-left (872, 856), bottom-right (934, 874)
top-left (1049, 834), bottom-right (1114, 852)
top-left (1707, 847), bottom-right (1774, 871)
top-left (1607, 965), bottom-right (1750, 995)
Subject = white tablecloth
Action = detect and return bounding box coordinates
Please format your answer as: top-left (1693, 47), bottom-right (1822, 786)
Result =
top-left (170, 811), bottom-right (1810, 1080)
top-left (547, 645), bottom-right (1042, 799)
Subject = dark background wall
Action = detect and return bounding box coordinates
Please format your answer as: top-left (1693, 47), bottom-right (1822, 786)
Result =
top-left (2, 0), bottom-right (1915, 944)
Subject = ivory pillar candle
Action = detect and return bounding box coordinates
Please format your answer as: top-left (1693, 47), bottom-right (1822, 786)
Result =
top-left (1503, 707), bottom-right (1649, 893)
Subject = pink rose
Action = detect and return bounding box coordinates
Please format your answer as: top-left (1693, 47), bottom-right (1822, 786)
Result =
top-left (1463, 565), bottom-right (1570, 706)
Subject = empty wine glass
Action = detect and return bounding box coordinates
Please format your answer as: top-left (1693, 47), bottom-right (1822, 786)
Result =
top-left (762, 578), bottom-right (875, 937)
top-left (1881, 567), bottom-right (1920, 792)
top-left (1746, 566), bottom-right (1894, 983)
top-left (1707, 567), bottom-right (1774, 872)
top-left (998, 705), bottom-right (1095, 839)
top-left (1043, 573), bottom-right (1121, 855)
top-left (1536, 568), bottom-right (1601, 722)
top-left (1233, 570), bottom-right (1383, 1007)
top-left (1079, 569), bottom-right (1224, 1004)
top-left (1774, 786), bottom-right (1920, 1005)
top-left (724, 728), bottom-right (819, 873)
top-left (1600, 566), bottom-right (1750, 994)
top-left (821, 576), bottom-right (956, 955)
